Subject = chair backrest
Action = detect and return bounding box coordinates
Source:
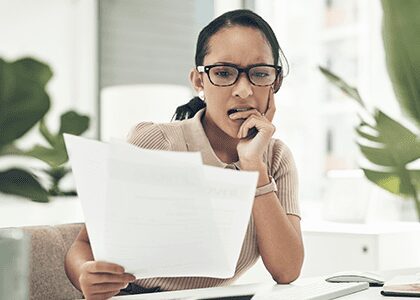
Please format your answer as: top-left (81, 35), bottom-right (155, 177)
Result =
top-left (100, 84), bottom-right (192, 142)
top-left (8, 223), bottom-right (84, 300)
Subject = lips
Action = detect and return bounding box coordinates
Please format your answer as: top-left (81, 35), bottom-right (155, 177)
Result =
top-left (227, 107), bottom-right (254, 116)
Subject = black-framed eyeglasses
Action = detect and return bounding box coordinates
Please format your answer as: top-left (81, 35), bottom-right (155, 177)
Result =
top-left (197, 63), bottom-right (282, 87)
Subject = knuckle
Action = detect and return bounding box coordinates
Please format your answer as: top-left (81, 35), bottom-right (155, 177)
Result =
top-left (79, 273), bottom-right (87, 285)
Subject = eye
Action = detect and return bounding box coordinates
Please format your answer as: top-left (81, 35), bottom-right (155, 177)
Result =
top-left (211, 66), bottom-right (236, 78)
top-left (215, 71), bottom-right (232, 78)
top-left (254, 72), bottom-right (269, 78)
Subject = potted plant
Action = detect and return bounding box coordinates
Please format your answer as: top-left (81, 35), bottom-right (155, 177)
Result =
top-left (0, 57), bottom-right (51, 202)
top-left (319, 0), bottom-right (420, 220)
top-left (0, 57), bottom-right (90, 202)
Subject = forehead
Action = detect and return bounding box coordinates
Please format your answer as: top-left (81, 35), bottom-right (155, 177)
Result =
top-left (204, 26), bottom-right (274, 66)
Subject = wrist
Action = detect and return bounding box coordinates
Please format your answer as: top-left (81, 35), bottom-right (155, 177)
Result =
top-left (257, 172), bottom-right (270, 187)
top-left (255, 176), bottom-right (277, 197)
top-left (240, 159), bottom-right (265, 171)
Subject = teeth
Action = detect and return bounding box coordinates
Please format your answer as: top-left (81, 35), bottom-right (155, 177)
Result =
top-left (227, 107), bottom-right (253, 116)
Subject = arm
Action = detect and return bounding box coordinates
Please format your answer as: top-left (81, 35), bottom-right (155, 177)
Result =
top-left (247, 163), bottom-right (304, 284)
top-left (65, 225), bottom-right (136, 300)
top-left (234, 87), bottom-right (304, 283)
top-left (65, 225), bottom-right (94, 290)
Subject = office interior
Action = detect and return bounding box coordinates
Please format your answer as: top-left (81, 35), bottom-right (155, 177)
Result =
top-left (1, 0), bottom-right (419, 298)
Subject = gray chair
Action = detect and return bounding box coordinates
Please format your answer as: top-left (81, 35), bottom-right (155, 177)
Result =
top-left (1, 223), bottom-right (84, 300)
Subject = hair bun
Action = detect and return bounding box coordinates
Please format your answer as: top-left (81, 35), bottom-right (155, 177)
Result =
top-left (172, 97), bottom-right (206, 121)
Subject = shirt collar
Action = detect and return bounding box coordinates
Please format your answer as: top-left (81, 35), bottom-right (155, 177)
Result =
top-left (181, 108), bottom-right (240, 170)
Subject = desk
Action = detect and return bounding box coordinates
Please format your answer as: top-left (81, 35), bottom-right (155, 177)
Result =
top-left (110, 267), bottom-right (420, 299)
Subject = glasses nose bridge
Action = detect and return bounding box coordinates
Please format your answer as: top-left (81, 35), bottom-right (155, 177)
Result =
top-left (235, 67), bottom-right (252, 83)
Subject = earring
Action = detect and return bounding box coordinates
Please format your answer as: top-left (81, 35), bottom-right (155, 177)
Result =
top-left (198, 90), bottom-right (205, 101)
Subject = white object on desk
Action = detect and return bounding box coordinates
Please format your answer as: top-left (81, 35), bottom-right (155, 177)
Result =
top-left (253, 281), bottom-right (369, 300)
top-left (109, 268), bottom-right (420, 300)
top-left (325, 270), bottom-right (385, 285)
top-left (301, 220), bottom-right (420, 277)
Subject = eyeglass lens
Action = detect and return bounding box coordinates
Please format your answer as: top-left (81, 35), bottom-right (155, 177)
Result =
top-left (209, 65), bottom-right (277, 86)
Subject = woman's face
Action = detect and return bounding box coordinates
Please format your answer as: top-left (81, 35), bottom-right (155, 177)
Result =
top-left (195, 26), bottom-right (276, 139)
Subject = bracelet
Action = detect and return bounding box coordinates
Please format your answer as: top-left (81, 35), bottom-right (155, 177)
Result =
top-left (255, 176), bottom-right (277, 197)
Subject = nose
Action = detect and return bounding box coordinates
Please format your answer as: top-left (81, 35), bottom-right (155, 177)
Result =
top-left (232, 73), bottom-right (253, 99)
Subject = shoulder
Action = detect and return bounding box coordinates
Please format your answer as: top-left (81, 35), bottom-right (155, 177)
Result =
top-left (126, 122), bottom-right (170, 150)
top-left (126, 121), bottom-right (186, 151)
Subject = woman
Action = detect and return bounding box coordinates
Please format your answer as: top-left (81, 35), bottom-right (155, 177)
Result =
top-left (65, 9), bottom-right (304, 300)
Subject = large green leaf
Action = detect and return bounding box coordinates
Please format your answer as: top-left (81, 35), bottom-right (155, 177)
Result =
top-left (0, 58), bottom-right (52, 148)
top-left (375, 111), bottom-right (420, 164)
top-left (362, 168), bottom-right (413, 197)
top-left (357, 109), bottom-right (420, 204)
top-left (0, 168), bottom-right (49, 202)
top-left (358, 110), bottom-right (420, 166)
top-left (382, 0), bottom-right (420, 126)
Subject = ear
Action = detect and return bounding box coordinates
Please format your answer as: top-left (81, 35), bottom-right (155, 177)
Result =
top-left (189, 68), bottom-right (204, 92)
top-left (273, 75), bottom-right (283, 93)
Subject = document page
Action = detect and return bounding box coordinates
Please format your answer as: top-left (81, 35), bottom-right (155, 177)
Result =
top-left (64, 134), bottom-right (258, 279)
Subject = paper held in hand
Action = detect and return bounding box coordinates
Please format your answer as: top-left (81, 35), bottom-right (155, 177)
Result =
top-left (63, 134), bottom-right (258, 279)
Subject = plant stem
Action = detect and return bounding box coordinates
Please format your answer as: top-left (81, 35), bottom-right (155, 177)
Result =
top-left (412, 186), bottom-right (420, 222)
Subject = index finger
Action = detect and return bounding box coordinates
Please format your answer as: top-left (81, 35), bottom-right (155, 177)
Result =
top-left (84, 261), bottom-right (126, 274)
top-left (264, 86), bottom-right (276, 122)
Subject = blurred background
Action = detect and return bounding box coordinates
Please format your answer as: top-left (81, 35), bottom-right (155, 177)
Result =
top-left (0, 0), bottom-right (407, 219)
top-left (1, 0), bottom-right (419, 282)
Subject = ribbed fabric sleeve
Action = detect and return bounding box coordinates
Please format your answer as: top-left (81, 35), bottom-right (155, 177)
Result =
top-left (126, 122), bottom-right (171, 150)
top-left (270, 139), bottom-right (300, 217)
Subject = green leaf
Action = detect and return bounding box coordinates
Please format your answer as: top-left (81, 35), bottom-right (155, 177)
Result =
top-left (0, 57), bottom-right (52, 147)
top-left (0, 168), bottom-right (49, 202)
top-left (358, 144), bottom-right (396, 167)
top-left (0, 143), bottom-right (25, 156)
top-left (59, 110), bottom-right (90, 135)
top-left (357, 110), bottom-right (420, 168)
top-left (382, 0), bottom-right (420, 126)
top-left (374, 110), bottom-right (420, 164)
top-left (24, 145), bottom-right (68, 167)
top-left (356, 125), bottom-right (384, 143)
top-left (318, 66), bottom-right (365, 108)
top-left (363, 168), bottom-right (412, 197)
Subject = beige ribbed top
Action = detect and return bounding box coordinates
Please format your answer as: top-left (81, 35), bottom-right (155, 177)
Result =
top-left (126, 108), bottom-right (300, 291)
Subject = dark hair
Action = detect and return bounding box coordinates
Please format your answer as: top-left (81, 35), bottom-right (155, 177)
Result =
top-left (172, 9), bottom-right (288, 121)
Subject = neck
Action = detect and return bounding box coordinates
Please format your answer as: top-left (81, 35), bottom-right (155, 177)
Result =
top-left (201, 113), bottom-right (239, 164)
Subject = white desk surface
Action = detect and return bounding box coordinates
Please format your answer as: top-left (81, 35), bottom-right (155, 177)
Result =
top-left (110, 267), bottom-right (420, 300)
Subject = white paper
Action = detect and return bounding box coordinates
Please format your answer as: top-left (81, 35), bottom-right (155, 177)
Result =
top-left (64, 134), bottom-right (108, 259)
top-left (64, 134), bottom-right (258, 279)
